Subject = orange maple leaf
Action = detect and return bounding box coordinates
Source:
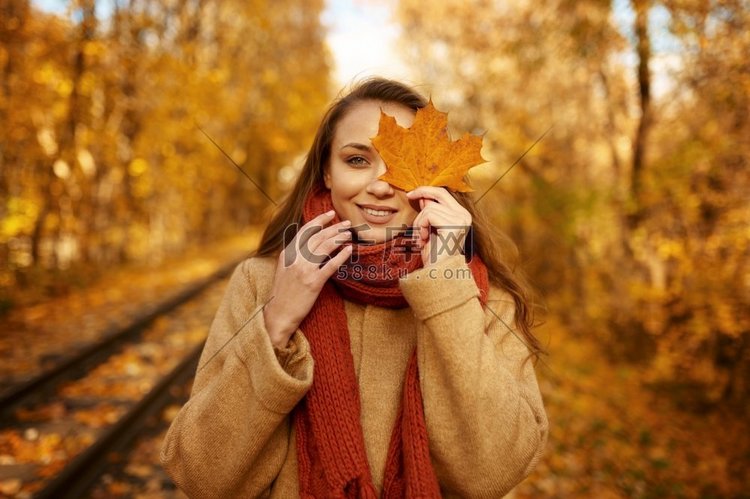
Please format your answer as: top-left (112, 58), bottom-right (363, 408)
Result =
top-left (371, 99), bottom-right (486, 192)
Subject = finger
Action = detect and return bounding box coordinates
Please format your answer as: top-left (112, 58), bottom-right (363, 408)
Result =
top-left (307, 219), bottom-right (351, 252)
top-left (413, 203), bottom-right (456, 229)
top-left (413, 211), bottom-right (431, 245)
top-left (419, 197), bottom-right (438, 210)
top-left (429, 211), bottom-right (466, 232)
top-left (296, 210), bottom-right (346, 249)
top-left (412, 203), bottom-right (458, 233)
top-left (295, 210), bottom-right (336, 249)
top-left (418, 200), bottom-right (472, 230)
top-left (313, 227), bottom-right (352, 258)
top-left (415, 208), bottom-right (467, 248)
top-left (284, 213), bottom-right (332, 268)
top-left (320, 244), bottom-right (353, 278)
top-left (406, 186), bottom-right (457, 206)
top-left (299, 226), bottom-right (351, 267)
top-left (420, 224), bottom-right (429, 245)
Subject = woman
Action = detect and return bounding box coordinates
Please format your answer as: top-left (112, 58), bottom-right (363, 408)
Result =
top-left (160, 78), bottom-right (548, 498)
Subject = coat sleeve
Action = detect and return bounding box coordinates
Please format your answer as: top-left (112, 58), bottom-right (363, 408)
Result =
top-left (399, 254), bottom-right (548, 498)
top-left (160, 259), bottom-right (314, 498)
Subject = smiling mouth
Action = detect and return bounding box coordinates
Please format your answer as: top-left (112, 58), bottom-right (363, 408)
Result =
top-left (357, 205), bottom-right (397, 224)
top-left (362, 207), bottom-right (394, 216)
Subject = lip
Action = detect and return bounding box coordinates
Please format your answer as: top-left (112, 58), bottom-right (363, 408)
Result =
top-left (357, 204), bottom-right (398, 225)
top-left (358, 204), bottom-right (398, 211)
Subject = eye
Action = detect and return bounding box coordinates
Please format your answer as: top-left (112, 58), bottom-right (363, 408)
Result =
top-left (346, 156), bottom-right (369, 168)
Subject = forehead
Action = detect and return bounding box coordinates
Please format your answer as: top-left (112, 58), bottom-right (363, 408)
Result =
top-left (333, 100), bottom-right (416, 146)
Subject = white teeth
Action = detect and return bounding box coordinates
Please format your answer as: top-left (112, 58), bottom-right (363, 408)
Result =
top-left (363, 207), bottom-right (392, 217)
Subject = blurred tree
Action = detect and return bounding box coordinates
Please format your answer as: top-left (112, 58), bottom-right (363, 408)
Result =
top-left (0, 0), bottom-right (331, 301)
top-left (641, 0), bottom-right (750, 406)
top-left (630, 0), bottom-right (652, 228)
top-left (397, 0), bottom-right (632, 334)
top-left (397, 0), bottom-right (750, 408)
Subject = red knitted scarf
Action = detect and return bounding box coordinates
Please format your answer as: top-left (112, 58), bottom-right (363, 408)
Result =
top-left (293, 184), bottom-right (490, 498)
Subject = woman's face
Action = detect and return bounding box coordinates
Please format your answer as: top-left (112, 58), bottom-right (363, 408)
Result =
top-left (324, 100), bottom-right (419, 243)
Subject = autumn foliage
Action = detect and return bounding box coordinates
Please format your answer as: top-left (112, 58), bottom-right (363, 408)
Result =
top-left (398, 0), bottom-right (750, 495)
top-left (1, 0), bottom-right (749, 496)
top-left (0, 0), bottom-right (331, 306)
top-left (372, 100), bottom-right (486, 192)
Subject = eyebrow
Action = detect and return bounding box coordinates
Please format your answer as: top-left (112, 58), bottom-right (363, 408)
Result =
top-left (340, 142), bottom-right (373, 152)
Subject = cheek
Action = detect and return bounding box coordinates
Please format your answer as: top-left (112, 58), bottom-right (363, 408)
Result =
top-left (328, 169), bottom-right (368, 199)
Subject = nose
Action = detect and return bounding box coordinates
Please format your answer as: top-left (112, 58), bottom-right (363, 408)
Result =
top-left (366, 162), bottom-right (394, 197)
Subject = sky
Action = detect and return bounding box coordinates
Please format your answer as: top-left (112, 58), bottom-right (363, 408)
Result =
top-left (321, 0), bottom-right (411, 88)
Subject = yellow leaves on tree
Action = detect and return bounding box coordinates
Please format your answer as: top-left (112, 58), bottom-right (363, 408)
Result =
top-left (371, 100), bottom-right (486, 192)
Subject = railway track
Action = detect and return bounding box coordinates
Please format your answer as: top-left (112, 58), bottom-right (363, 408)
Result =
top-left (33, 344), bottom-right (201, 499)
top-left (0, 257), bottom-right (246, 498)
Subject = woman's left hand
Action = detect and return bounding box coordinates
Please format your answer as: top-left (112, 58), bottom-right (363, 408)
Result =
top-left (406, 186), bottom-right (472, 268)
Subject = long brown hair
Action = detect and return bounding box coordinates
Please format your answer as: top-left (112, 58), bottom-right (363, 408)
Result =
top-left (252, 77), bottom-right (546, 363)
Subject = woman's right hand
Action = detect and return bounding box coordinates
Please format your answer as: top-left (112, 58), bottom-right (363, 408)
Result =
top-left (263, 210), bottom-right (352, 348)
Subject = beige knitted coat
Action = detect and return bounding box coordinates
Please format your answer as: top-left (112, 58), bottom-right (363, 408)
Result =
top-left (160, 254), bottom-right (548, 498)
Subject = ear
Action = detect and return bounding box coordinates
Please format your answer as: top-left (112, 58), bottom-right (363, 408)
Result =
top-left (323, 167), bottom-right (331, 189)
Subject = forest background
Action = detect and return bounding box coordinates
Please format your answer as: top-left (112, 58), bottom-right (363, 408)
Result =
top-left (1, 0), bottom-right (748, 497)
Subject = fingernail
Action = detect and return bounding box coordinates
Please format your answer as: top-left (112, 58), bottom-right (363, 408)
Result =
top-left (326, 209), bottom-right (335, 216)
top-left (341, 219), bottom-right (351, 226)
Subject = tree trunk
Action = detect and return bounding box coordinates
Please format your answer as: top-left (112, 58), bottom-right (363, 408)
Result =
top-left (629, 0), bottom-right (652, 229)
